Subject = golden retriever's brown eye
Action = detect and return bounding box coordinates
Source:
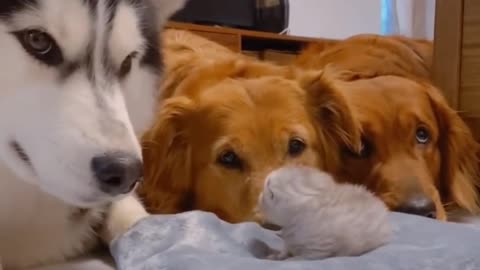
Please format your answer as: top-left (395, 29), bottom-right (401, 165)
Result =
top-left (288, 138), bottom-right (306, 157)
top-left (415, 126), bottom-right (430, 144)
top-left (217, 150), bottom-right (243, 170)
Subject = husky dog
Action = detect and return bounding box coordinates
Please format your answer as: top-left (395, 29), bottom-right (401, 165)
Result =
top-left (258, 166), bottom-right (391, 260)
top-left (0, 0), bottom-right (185, 269)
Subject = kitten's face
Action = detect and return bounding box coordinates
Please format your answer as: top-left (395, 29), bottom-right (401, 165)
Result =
top-left (258, 166), bottom-right (335, 226)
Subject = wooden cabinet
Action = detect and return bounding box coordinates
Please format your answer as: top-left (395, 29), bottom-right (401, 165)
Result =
top-left (433, 0), bottom-right (480, 139)
top-left (165, 21), bottom-right (337, 65)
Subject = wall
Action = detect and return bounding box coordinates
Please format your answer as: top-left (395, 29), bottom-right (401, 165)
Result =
top-left (287, 0), bottom-right (435, 40)
top-left (288, 0), bottom-right (382, 39)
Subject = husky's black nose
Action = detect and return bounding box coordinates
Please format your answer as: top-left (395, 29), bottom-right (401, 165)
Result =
top-left (91, 152), bottom-right (143, 195)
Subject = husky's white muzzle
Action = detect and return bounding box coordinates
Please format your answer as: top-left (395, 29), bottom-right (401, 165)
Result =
top-left (0, 71), bottom-right (143, 207)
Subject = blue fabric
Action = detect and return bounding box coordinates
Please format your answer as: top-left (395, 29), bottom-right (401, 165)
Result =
top-left (111, 211), bottom-right (480, 270)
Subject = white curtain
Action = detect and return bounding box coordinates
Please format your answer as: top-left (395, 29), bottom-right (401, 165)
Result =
top-left (383, 0), bottom-right (436, 40)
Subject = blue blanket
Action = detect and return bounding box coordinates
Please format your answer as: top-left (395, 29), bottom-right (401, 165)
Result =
top-left (111, 211), bottom-right (480, 270)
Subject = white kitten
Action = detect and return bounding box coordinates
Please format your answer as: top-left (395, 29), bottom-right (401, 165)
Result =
top-left (258, 166), bottom-right (392, 260)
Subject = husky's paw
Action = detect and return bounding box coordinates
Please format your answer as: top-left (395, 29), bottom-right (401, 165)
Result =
top-left (100, 195), bottom-right (149, 244)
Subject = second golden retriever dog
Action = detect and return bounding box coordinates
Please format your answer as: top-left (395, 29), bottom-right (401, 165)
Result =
top-left (295, 34), bottom-right (433, 80)
top-left (139, 30), bottom-right (360, 223)
top-left (334, 76), bottom-right (479, 221)
top-left (296, 35), bottom-right (480, 222)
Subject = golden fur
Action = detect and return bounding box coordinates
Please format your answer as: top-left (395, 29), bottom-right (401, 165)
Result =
top-left (296, 34), bottom-right (480, 221)
top-left (296, 34), bottom-right (433, 80)
top-left (138, 30), bottom-right (360, 223)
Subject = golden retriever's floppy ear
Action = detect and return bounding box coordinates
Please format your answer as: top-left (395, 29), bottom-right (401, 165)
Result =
top-left (300, 68), bottom-right (361, 162)
top-left (426, 86), bottom-right (480, 216)
top-left (139, 96), bottom-right (195, 214)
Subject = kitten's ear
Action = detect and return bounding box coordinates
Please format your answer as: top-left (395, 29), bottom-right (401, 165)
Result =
top-left (150, 0), bottom-right (188, 26)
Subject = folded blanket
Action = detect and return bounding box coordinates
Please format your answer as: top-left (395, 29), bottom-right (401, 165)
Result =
top-left (111, 211), bottom-right (480, 270)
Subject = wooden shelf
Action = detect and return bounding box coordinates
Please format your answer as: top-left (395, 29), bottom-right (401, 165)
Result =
top-left (165, 21), bottom-right (337, 54)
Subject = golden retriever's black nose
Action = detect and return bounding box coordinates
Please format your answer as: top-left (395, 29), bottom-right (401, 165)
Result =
top-left (91, 152), bottom-right (143, 195)
top-left (395, 194), bottom-right (436, 219)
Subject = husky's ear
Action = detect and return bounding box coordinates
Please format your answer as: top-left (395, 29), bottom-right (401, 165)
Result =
top-left (150, 0), bottom-right (187, 26)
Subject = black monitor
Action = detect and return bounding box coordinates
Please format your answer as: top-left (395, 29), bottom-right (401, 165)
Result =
top-left (171, 0), bottom-right (289, 33)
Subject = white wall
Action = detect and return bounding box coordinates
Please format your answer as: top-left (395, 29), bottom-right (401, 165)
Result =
top-left (288, 0), bottom-right (382, 39)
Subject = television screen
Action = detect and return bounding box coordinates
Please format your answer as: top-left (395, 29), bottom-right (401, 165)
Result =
top-left (171, 0), bottom-right (289, 33)
top-left (171, 0), bottom-right (257, 29)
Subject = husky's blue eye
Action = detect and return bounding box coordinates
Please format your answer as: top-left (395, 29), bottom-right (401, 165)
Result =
top-left (13, 29), bottom-right (63, 66)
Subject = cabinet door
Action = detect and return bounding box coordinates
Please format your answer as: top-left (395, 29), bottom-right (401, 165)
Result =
top-left (433, 0), bottom-right (480, 140)
top-left (460, 0), bottom-right (480, 140)
top-left (432, 0), bottom-right (463, 109)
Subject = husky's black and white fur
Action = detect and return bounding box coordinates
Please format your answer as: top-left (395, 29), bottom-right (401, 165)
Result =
top-left (0, 0), bottom-right (185, 269)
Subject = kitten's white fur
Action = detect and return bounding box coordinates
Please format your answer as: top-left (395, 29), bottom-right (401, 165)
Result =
top-left (258, 166), bottom-right (392, 260)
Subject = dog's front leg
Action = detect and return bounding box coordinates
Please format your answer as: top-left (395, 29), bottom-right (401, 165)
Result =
top-left (100, 194), bottom-right (149, 244)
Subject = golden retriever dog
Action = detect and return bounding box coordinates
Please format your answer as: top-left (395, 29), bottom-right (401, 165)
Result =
top-left (329, 75), bottom-right (479, 222)
top-left (138, 30), bottom-right (360, 223)
top-left (295, 34), bottom-right (433, 80)
top-left (295, 34), bottom-right (479, 222)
